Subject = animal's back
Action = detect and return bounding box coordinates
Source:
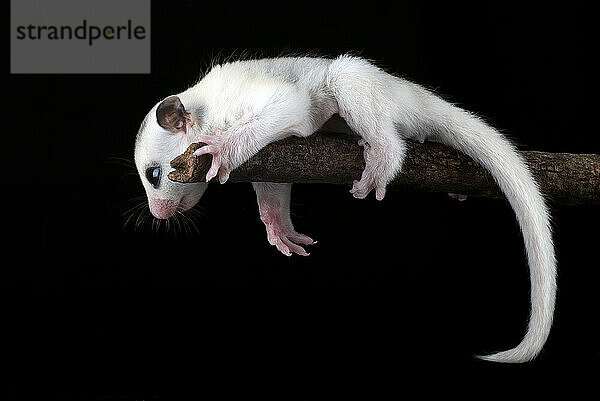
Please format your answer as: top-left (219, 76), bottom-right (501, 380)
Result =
top-left (220, 57), bottom-right (333, 87)
top-left (190, 57), bottom-right (336, 131)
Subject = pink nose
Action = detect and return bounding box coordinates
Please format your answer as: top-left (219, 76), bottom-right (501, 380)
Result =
top-left (149, 198), bottom-right (178, 219)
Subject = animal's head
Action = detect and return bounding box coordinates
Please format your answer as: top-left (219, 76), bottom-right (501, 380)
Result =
top-left (134, 95), bottom-right (207, 219)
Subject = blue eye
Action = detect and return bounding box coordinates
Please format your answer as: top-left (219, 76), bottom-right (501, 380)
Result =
top-left (145, 166), bottom-right (161, 188)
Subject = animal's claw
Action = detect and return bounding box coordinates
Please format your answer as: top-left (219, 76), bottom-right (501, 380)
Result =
top-left (193, 133), bottom-right (231, 183)
top-left (260, 211), bottom-right (316, 257)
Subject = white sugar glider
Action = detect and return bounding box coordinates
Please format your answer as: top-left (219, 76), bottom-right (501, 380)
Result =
top-left (134, 55), bottom-right (556, 363)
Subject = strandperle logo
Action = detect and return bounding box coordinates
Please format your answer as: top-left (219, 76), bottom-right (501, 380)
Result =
top-left (11, 0), bottom-right (151, 74)
top-left (15, 19), bottom-right (147, 47)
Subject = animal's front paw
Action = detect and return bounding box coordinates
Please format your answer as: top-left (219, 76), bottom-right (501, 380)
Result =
top-left (193, 133), bottom-right (232, 184)
top-left (260, 210), bottom-right (316, 257)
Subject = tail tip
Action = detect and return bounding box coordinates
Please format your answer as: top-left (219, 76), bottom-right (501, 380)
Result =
top-left (475, 349), bottom-right (539, 364)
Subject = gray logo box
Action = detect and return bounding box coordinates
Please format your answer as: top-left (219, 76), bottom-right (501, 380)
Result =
top-left (11, 0), bottom-right (151, 74)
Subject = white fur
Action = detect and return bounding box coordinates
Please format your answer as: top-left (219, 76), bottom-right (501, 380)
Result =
top-left (134, 55), bottom-right (557, 363)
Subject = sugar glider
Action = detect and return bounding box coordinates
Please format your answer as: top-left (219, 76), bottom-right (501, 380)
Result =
top-left (134, 55), bottom-right (557, 363)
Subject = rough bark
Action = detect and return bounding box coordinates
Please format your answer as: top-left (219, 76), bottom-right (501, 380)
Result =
top-left (168, 132), bottom-right (600, 205)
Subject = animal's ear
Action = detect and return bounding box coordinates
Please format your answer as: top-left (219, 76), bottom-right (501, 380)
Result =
top-left (156, 95), bottom-right (191, 133)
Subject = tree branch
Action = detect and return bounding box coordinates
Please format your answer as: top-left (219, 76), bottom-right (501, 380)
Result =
top-left (168, 132), bottom-right (600, 205)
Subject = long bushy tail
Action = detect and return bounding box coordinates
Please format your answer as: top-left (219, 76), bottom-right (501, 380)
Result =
top-left (427, 100), bottom-right (557, 363)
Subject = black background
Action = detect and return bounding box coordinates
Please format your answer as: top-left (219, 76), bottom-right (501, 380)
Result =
top-left (4, 1), bottom-right (599, 398)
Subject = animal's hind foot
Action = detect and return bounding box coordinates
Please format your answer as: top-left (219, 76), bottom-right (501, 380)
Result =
top-left (349, 139), bottom-right (387, 200)
top-left (259, 202), bottom-right (316, 257)
top-left (350, 176), bottom-right (387, 200)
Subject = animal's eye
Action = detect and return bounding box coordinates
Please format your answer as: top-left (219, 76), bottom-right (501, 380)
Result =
top-left (145, 166), bottom-right (161, 188)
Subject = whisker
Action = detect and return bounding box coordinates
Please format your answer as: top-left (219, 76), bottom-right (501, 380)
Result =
top-left (121, 195), bottom-right (149, 202)
top-left (107, 156), bottom-right (140, 184)
top-left (174, 213), bottom-right (183, 237)
top-left (120, 192), bottom-right (210, 237)
top-left (175, 217), bottom-right (182, 236)
top-left (176, 212), bottom-right (190, 236)
top-left (179, 210), bottom-right (200, 236)
top-left (123, 206), bottom-right (143, 229)
top-left (187, 204), bottom-right (211, 221)
top-left (177, 212), bottom-right (189, 236)
top-left (120, 199), bottom-right (147, 217)
top-left (106, 156), bottom-right (136, 169)
top-left (119, 171), bottom-right (140, 180)
top-left (136, 207), bottom-right (150, 232)
top-left (122, 200), bottom-right (148, 230)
